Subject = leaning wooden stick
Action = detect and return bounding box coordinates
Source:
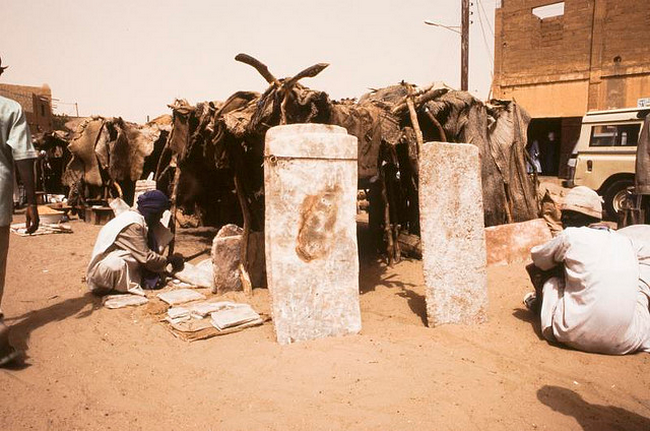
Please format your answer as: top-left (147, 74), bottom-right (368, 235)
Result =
top-left (424, 110), bottom-right (447, 142)
top-left (380, 173), bottom-right (395, 266)
top-left (234, 174), bottom-right (253, 297)
top-left (391, 84), bottom-right (449, 116)
top-left (235, 53), bottom-right (280, 86)
top-left (405, 85), bottom-right (425, 157)
top-left (167, 156), bottom-right (182, 257)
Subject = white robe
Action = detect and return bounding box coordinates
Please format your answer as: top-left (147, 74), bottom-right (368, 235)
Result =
top-left (617, 225), bottom-right (650, 352)
top-left (532, 227), bottom-right (649, 354)
top-left (86, 210), bottom-right (148, 296)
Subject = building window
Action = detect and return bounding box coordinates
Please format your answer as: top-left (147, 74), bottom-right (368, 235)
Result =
top-left (40, 104), bottom-right (46, 117)
top-left (589, 124), bottom-right (641, 147)
top-left (532, 2), bottom-right (564, 20)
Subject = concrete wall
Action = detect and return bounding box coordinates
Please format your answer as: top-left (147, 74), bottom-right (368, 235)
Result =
top-left (0, 83), bottom-right (53, 133)
top-left (499, 79), bottom-right (589, 118)
top-left (493, 0), bottom-right (650, 117)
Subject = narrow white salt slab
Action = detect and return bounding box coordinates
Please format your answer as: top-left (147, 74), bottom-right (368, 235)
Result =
top-left (157, 289), bottom-right (206, 306)
top-left (419, 142), bottom-right (488, 326)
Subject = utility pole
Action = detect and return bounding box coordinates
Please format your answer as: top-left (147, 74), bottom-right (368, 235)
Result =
top-left (424, 0), bottom-right (470, 90)
top-left (461, 0), bottom-right (470, 91)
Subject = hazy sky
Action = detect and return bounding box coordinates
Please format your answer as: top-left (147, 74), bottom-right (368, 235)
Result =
top-left (2, 0), bottom-right (497, 123)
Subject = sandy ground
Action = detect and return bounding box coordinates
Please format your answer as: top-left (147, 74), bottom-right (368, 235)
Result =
top-left (0, 216), bottom-right (649, 430)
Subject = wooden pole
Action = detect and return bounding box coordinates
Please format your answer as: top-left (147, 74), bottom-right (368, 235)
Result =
top-left (234, 173), bottom-right (253, 296)
top-left (424, 110), bottom-right (447, 142)
top-left (406, 97), bottom-right (424, 157)
top-left (166, 109), bottom-right (190, 258)
top-left (167, 156), bottom-right (181, 257)
top-left (461, 0), bottom-right (470, 91)
top-left (381, 172), bottom-right (395, 266)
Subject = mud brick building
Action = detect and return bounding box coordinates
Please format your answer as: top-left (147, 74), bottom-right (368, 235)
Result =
top-left (0, 83), bottom-right (53, 134)
top-left (492, 0), bottom-right (650, 176)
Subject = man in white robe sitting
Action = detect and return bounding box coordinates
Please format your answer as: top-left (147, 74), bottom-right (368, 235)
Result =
top-left (87, 190), bottom-right (184, 295)
top-left (525, 186), bottom-right (650, 355)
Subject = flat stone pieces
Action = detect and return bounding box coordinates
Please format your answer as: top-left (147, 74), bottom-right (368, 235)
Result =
top-left (157, 289), bottom-right (206, 306)
top-left (264, 124), bottom-right (361, 345)
top-left (212, 224), bottom-right (243, 294)
top-left (419, 141), bottom-right (488, 327)
top-left (211, 226), bottom-right (267, 294)
top-left (485, 218), bottom-right (552, 266)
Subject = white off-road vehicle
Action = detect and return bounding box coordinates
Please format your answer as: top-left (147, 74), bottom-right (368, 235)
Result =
top-left (565, 108), bottom-right (649, 219)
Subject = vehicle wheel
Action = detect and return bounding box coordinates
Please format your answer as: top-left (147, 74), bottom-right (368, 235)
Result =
top-left (603, 179), bottom-right (634, 220)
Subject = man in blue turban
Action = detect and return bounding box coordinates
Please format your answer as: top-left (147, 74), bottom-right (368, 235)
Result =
top-left (86, 190), bottom-right (184, 295)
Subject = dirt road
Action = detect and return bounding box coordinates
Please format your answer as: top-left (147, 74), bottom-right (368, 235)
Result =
top-left (0, 219), bottom-right (648, 430)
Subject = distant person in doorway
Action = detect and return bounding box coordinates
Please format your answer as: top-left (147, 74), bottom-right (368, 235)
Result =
top-left (542, 131), bottom-right (558, 175)
top-left (0, 56), bottom-right (40, 366)
top-left (526, 139), bottom-right (542, 174)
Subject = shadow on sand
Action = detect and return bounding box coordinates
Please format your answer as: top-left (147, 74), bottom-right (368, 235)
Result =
top-left (4, 292), bottom-right (101, 369)
top-left (357, 220), bottom-right (426, 325)
top-left (512, 307), bottom-right (545, 340)
top-left (537, 385), bottom-right (650, 430)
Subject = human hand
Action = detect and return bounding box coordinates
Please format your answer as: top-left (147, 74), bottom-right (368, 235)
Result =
top-left (167, 253), bottom-right (184, 272)
top-left (25, 204), bottom-right (39, 234)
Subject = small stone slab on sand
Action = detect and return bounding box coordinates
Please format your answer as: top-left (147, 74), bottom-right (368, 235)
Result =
top-left (103, 294), bottom-right (149, 309)
top-left (485, 218), bottom-right (552, 266)
top-left (157, 289), bottom-right (206, 306)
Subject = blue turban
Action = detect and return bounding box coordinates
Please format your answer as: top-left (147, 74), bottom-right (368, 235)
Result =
top-left (137, 190), bottom-right (170, 220)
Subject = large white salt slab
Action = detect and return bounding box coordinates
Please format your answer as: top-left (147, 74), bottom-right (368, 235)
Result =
top-left (264, 124), bottom-right (361, 344)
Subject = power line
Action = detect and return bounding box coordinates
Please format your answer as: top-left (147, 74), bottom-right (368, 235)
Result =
top-left (476, 0), bottom-right (494, 77)
top-left (477, 0), bottom-right (495, 37)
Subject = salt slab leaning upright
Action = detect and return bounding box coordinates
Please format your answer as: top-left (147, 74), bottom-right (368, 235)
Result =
top-left (419, 141), bottom-right (488, 326)
top-left (264, 124), bottom-right (361, 345)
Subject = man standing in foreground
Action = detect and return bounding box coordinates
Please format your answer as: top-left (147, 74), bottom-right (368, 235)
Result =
top-left (525, 186), bottom-right (650, 354)
top-left (0, 56), bottom-right (40, 366)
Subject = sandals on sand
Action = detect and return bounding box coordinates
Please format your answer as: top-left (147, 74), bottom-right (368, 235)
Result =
top-left (0, 345), bottom-right (21, 367)
top-left (523, 292), bottom-right (538, 311)
top-left (0, 321), bottom-right (21, 367)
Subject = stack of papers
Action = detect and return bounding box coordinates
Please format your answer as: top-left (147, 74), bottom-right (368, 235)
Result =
top-left (210, 304), bottom-right (262, 331)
